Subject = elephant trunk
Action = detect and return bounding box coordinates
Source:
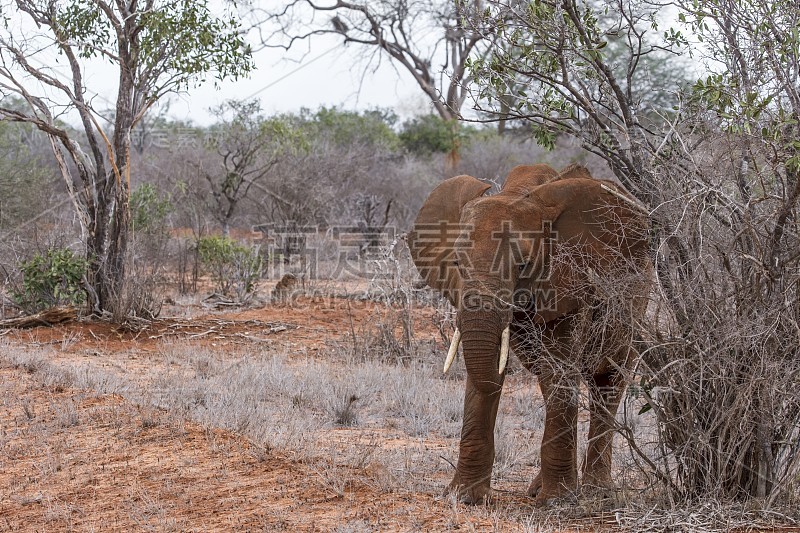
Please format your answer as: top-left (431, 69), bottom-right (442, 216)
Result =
top-left (447, 288), bottom-right (513, 502)
top-left (457, 304), bottom-right (509, 395)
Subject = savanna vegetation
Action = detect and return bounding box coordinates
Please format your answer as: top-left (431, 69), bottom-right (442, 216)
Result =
top-left (1, 0), bottom-right (799, 530)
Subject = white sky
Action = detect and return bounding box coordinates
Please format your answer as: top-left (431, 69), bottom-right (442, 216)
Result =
top-left (4, 2), bottom-right (696, 128)
top-left (165, 34), bottom-right (432, 125)
top-left (2, 8), bottom-right (434, 127)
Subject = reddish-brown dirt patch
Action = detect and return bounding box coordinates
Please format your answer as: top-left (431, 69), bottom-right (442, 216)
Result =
top-left (0, 364), bottom-right (526, 531)
top-left (2, 297), bottom-right (559, 531)
top-left (0, 296), bottom-right (442, 358)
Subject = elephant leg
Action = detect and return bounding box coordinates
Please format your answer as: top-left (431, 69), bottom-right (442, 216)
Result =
top-left (447, 375), bottom-right (503, 504)
top-left (535, 369), bottom-right (579, 504)
top-left (582, 369), bottom-right (625, 492)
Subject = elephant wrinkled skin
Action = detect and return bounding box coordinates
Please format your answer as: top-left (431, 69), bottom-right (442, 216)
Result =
top-left (408, 164), bottom-right (651, 505)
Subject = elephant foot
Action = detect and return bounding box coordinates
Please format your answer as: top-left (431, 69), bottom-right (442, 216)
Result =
top-left (445, 476), bottom-right (492, 505)
top-left (530, 475), bottom-right (578, 507)
top-left (527, 472), bottom-right (542, 497)
top-left (580, 477), bottom-right (616, 502)
top-left (533, 489), bottom-right (579, 508)
top-left (581, 471), bottom-right (614, 496)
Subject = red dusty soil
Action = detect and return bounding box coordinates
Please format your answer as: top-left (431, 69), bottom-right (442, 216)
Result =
top-left (0, 364), bottom-right (534, 532)
top-left (1, 298), bottom-right (556, 532)
top-left (0, 296), bottom-right (443, 359)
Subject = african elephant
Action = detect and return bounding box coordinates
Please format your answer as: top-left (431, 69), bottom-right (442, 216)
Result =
top-left (408, 163), bottom-right (650, 505)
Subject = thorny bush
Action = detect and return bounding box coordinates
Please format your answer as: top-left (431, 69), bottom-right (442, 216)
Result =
top-left (464, 0), bottom-right (800, 508)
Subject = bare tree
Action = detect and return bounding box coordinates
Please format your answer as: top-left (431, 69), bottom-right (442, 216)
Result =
top-left (196, 100), bottom-right (303, 236)
top-left (0, 0), bottom-right (252, 317)
top-left (257, 0), bottom-right (492, 121)
top-left (464, 0), bottom-right (685, 198)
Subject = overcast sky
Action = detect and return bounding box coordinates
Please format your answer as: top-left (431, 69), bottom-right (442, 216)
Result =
top-left (4, 14), bottom-right (434, 127)
top-left (158, 33), bottom-right (431, 125)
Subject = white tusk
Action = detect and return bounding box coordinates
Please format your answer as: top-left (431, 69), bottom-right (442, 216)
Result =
top-left (498, 325), bottom-right (510, 374)
top-left (443, 328), bottom-right (462, 374)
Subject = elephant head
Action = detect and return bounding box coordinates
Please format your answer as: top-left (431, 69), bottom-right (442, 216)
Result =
top-left (408, 163), bottom-right (650, 504)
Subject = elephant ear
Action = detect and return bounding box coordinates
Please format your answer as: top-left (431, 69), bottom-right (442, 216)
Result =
top-left (408, 175), bottom-right (491, 304)
top-left (501, 164), bottom-right (558, 195)
top-left (528, 176), bottom-right (648, 323)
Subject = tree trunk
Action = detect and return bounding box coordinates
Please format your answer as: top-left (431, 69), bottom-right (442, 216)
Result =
top-left (85, 168), bottom-right (130, 316)
top-left (445, 119), bottom-right (461, 174)
top-left (498, 96), bottom-right (511, 136)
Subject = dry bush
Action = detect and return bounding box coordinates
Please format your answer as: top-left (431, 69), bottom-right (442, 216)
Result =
top-left (496, 159), bottom-right (800, 514)
top-left (451, 135), bottom-right (546, 184)
top-left (323, 237), bottom-right (448, 367)
top-left (452, 133), bottom-right (611, 187)
top-left (107, 270), bottom-right (164, 323)
top-left (559, 150), bottom-right (798, 512)
top-left (631, 140), bottom-right (800, 507)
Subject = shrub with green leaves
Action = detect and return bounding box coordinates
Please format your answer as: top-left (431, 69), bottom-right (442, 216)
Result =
top-left (399, 114), bottom-right (477, 155)
top-left (130, 183), bottom-right (173, 234)
top-left (197, 236), bottom-right (262, 302)
top-left (11, 248), bottom-right (88, 313)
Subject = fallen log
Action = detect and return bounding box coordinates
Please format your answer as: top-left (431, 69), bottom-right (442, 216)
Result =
top-left (0, 307), bottom-right (77, 329)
